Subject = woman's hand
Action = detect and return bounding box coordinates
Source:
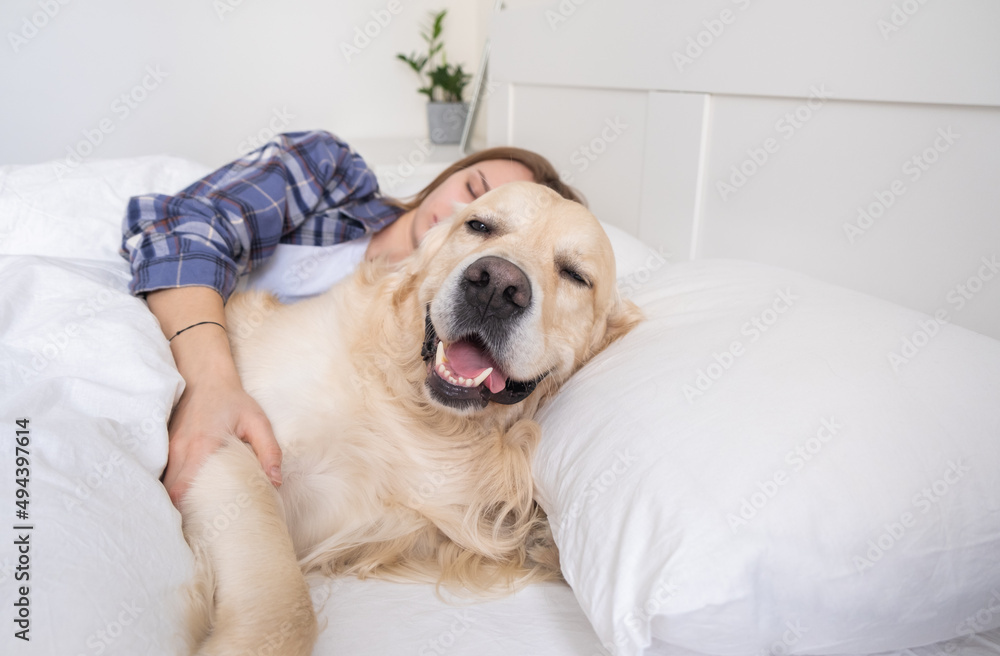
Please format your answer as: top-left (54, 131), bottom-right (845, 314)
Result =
top-left (147, 287), bottom-right (283, 508)
top-left (162, 374), bottom-right (281, 507)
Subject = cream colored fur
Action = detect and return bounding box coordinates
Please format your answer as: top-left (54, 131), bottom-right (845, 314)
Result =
top-left (179, 182), bottom-right (642, 655)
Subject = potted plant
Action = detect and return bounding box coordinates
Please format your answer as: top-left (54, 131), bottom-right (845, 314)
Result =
top-left (397, 9), bottom-right (472, 144)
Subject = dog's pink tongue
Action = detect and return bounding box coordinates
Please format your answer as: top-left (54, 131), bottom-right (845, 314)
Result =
top-left (444, 341), bottom-right (508, 394)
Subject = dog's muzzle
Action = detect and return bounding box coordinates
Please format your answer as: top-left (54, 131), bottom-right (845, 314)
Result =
top-left (421, 256), bottom-right (547, 410)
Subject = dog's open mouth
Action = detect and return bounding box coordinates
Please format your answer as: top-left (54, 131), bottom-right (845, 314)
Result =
top-left (420, 311), bottom-right (546, 410)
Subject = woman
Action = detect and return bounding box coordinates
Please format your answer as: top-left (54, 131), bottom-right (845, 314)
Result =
top-left (121, 130), bottom-right (582, 506)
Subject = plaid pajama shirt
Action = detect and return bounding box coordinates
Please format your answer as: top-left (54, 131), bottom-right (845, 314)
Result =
top-left (121, 130), bottom-right (404, 301)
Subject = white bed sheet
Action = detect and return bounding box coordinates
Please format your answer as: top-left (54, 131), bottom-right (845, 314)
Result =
top-left (311, 578), bottom-right (605, 655)
top-left (1, 155), bottom-right (998, 656)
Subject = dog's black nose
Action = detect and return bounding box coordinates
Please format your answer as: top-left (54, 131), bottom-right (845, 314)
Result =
top-left (463, 256), bottom-right (532, 320)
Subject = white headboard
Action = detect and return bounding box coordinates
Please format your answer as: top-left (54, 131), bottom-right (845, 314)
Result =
top-left (486, 0), bottom-right (1000, 341)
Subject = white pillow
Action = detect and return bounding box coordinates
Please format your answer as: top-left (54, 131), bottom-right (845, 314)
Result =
top-left (535, 257), bottom-right (1000, 656)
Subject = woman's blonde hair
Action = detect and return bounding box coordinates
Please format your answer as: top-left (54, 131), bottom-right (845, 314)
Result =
top-left (384, 146), bottom-right (585, 210)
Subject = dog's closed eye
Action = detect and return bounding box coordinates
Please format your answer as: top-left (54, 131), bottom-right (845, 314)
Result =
top-left (561, 268), bottom-right (591, 287)
top-left (556, 256), bottom-right (592, 288)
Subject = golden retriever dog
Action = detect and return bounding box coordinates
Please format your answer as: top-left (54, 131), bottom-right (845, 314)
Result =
top-left (180, 181), bottom-right (641, 655)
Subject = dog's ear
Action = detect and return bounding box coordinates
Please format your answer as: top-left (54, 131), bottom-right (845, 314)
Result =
top-left (588, 293), bottom-right (643, 359)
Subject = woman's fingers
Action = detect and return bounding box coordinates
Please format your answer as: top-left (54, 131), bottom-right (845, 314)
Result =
top-left (162, 386), bottom-right (282, 508)
top-left (236, 406), bottom-right (283, 487)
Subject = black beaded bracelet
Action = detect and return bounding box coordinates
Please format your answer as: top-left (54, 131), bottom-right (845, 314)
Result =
top-left (168, 321), bottom-right (226, 343)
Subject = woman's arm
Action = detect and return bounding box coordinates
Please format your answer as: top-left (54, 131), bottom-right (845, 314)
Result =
top-left (121, 131), bottom-right (403, 506)
top-left (147, 286), bottom-right (282, 506)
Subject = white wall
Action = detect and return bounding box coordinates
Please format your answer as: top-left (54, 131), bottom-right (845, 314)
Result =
top-left (0, 0), bottom-right (493, 167)
top-left (485, 0), bottom-right (1000, 340)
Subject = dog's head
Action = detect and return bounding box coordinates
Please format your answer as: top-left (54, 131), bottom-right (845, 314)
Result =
top-left (402, 181), bottom-right (641, 416)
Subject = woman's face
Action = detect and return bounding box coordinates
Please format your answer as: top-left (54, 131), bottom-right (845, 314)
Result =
top-left (410, 159), bottom-right (535, 245)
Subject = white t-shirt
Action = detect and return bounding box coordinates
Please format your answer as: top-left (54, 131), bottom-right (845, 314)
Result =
top-left (234, 236), bottom-right (372, 304)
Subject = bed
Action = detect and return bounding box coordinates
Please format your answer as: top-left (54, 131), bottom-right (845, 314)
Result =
top-left (2, 2), bottom-right (999, 656)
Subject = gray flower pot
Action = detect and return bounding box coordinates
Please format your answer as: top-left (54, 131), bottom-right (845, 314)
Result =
top-left (427, 102), bottom-right (469, 144)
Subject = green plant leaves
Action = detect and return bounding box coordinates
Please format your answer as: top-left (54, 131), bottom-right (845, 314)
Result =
top-left (427, 63), bottom-right (471, 102)
top-left (396, 9), bottom-right (470, 103)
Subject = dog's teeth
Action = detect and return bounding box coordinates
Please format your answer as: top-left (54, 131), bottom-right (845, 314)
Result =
top-left (435, 341), bottom-right (445, 368)
top-left (433, 341), bottom-right (491, 389)
top-left (471, 368), bottom-right (493, 387)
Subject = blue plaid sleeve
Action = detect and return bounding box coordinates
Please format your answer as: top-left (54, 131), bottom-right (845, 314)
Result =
top-left (120, 130), bottom-right (403, 301)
